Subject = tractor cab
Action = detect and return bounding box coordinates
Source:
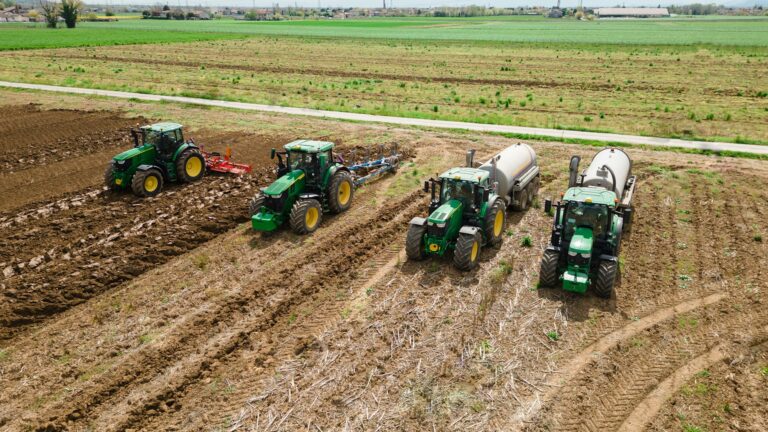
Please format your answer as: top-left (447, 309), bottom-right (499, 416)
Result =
top-left (429, 167), bottom-right (491, 215)
top-left (131, 122), bottom-right (186, 159)
top-left (273, 140), bottom-right (335, 186)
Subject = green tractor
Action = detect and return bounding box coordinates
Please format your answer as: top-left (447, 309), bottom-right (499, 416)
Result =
top-left (249, 140), bottom-right (355, 234)
top-left (406, 145), bottom-right (540, 270)
top-left (105, 122), bottom-right (206, 197)
top-left (539, 148), bottom-right (636, 298)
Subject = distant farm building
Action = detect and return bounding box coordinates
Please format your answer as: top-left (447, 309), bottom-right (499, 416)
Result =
top-left (594, 7), bottom-right (670, 18)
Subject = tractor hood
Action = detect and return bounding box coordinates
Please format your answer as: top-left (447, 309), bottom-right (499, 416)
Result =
top-left (113, 145), bottom-right (151, 161)
top-left (427, 200), bottom-right (462, 224)
top-left (262, 169), bottom-right (304, 196)
top-left (569, 226), bottom-right (594, 255)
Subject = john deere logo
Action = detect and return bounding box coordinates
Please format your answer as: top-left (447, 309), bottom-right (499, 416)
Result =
top-left (429, 244), bottom-right (439, 252)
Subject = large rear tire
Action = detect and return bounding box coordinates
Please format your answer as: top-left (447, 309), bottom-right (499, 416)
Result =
top-left (289, 199), bottom-right (323, 235)
top-left (104, 164), bottom-right (119, 191)
top-left (594, 259), bottom-right (617, 298)
top-left (131, 168), bottom-right (164, 198)
top-left (176, 149), bottom-right (205, 183)
top-left (405, 224), bottom-right (426, 261)
top-left (249, 194), bottom-right (265, 217)
top-left (453, 230), bottom-right (482, 271)
top-left (484, 200), bottom-right (506, 247)
top-left (327, 170), bottom-right (354, 214)
top-left (539, 249), bottom-right (560, 288)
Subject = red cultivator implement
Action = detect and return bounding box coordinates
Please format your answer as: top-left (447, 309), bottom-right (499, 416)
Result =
top-left (200, 146), bottom-right (253, 176)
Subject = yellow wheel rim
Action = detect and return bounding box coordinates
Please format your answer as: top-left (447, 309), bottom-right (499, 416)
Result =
top-left (185, 156), bottom-right (203, 177)
top-left (144, 175), bottom-right (159, 193)
top-left (470, 241), bottom-right (479, 261)
top-left (338, 180), bottom-right (351, 206)
top-left (493, 210), bottom-right (504, 237)
top-left (305, 207), bottom-right (319, 229)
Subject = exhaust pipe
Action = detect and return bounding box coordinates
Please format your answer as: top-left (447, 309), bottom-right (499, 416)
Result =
top-left (466, 149), bottom-right (476, 168)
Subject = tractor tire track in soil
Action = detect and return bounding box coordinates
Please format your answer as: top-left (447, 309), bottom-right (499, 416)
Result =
top-left (17, 188), bottom-right (425, 431)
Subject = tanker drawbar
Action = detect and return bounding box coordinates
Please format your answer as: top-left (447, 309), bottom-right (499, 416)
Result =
top-left (539, 148), bottom-right (637, 298)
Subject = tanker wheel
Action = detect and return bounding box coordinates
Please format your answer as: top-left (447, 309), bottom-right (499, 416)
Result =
top-left (594, 259), bottom-right (617, 299)
top-left (249, 194), bottom-right (265, 217)
top-left (453, 230), bottom-right (482, 271)
top-left (483, 200), bottom-right (506, 248)
top-left (405, 224), bottom-right (426, 261)
top-left (327, 170), bottom-right (354, 214)
top-left (512, 188), bottom-right (529, 211)
top-left (176, 149), bottom-right (205, 183)
top-left (289, 199), bottom-right (323, 235)
top-left (539, 249), bottom-right (560, 288)
top-left (131, 168), bottom-right (164, 198)
top-left (104, 164), bottom-right (119, 191)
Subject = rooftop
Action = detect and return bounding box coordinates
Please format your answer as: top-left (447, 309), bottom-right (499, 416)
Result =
top-left (143, 122), bottom-right (182, 133)
top-left (439, 167), bottom-right (488, 183)
top-left (284, 139), bottom-right (335, 153)
top-left (564, 186), bottom-right (617, 206)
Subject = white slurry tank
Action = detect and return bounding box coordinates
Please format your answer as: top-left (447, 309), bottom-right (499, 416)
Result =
top-left (478, 143), bottom-right (540, 211)
top-left (581, 148), bottom-right (633, 200)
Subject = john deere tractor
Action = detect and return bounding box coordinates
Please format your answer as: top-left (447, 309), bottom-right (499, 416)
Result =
top-left (539, 148), bottom-right (636, 298)
top-left (105, 122), bottom-right (205, 197)
top-left (249, 140), bottom-right (355, 234)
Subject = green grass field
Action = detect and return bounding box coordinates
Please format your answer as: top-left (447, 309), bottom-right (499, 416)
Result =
top-left (2, 15), bottom-right (768, 50)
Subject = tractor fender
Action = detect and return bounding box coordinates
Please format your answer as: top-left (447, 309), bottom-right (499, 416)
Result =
top-left (598, 254), bottom-right (618, 263)
top-left (409, 217), bottom-right (426, 227)
top-left (172, 142), bottom-right (199, 161)
top-left (136, 164), bottom-right (167, 180)
top-left (326, 164), bottom-right (351, 187)
top-left (459, 226), bottom-right (481, 236)
top-left (546, 245), bottom-right (561, 253)
top-left (486, 195), bottom-right (504, 212)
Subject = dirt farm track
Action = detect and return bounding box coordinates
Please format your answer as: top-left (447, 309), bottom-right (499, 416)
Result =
top-left (0, 103), bottom-right (767, 432)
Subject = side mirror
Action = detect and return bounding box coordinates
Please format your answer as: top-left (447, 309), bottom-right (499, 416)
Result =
top-left (423, 181), bottom-right (429, 193)
top-left (270, 148), bottom-right (276, 159)
top-left (544, 198), bottom-right (552, 214)
top-left (622, 208), bottom-right (633, 225)
top-left (482, 188), bottom-right (490, 202)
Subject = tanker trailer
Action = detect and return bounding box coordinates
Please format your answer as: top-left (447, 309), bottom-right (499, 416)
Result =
top-left (539, 148), bottom-right (636, 297)
top-left (406, 145), bottom-right (540, 271)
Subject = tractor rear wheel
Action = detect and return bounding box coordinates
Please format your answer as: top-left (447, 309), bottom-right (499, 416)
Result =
top-left (327, 170), bottom-right (354, 214)
top-left (131, 168), bottom-right (164, 198)
top-left (484, 200), bottom-right (506, 247)
top-left (405, 224), bottom-right (426, 261)
top-left (539, 249), bottom-right (560, 288)
top-left (104, 164), bottom-right (119, 191)
top-left (176, 149), bottom-right (205, 183)
top-left (249, 194), bottom-right (265, 217)
top-left (594, 259), bottom-right (617, 298)
top-left (289, 199), bottom-right (323, 235)
top-left (454, 230), bottom-right (482, 271)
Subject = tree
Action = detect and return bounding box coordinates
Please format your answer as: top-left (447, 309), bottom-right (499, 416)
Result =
top-left (38, 0), bottom-right (59, 28)
top-left (59, 0), bottom-right (81, 28)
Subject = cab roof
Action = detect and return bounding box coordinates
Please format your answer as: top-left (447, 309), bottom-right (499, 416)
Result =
top-left (439, 167), bottom-right (488, 183)
top-left (142, 122), bottom-right (182, 133)
top-left (284, 139), bottom-right (334, 153)
top-left (564, 186), bottom-right (617, 206)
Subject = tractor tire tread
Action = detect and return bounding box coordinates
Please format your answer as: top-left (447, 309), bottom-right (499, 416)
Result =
top-left (454, 231), bottom-right (481, 271)
top-left (289, 198), bottom-right (322, 235)
top-left (104, 164), bottom-right (119, 191)
top-left (539, 249), bottom-right (560, 288)
top-left (594, 259), bottom-right (617, 298)
top-left (405, 224), bottom-right (426, 261)
top-left (249, 195), bottom-right (265, 217)
top-left (131, 168), bottom-right (163, 198)
top-left (484, 200), bottom-right (506, 247)
top-left (327, 170), bottom-right (354, 214)
top-left (176, 149), bottom-right (205, 183)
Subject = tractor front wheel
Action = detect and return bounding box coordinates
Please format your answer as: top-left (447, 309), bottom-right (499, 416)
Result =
top-left (327, 170), bottom-right (354, 214)
top-left (454, 230), bottom-right (482, 271)
top-left (484, 200), bottom-right (506, 247)
top-left (176, 149), bottom-right (206, 183)
top-left (405, 224), bottom-right (426, 261)
top-left (104, 164), bottom-right (119, 191)
top-left (249, 194), bottom-right (265, 217)
top-left (594, 259), bottom-right (617, 298)
top-left (539, 249), bottom-right (560, 288)
top-left (131, 168), bottom-right (164, 198)
top-left (289, 199), bottom-right (323, 235)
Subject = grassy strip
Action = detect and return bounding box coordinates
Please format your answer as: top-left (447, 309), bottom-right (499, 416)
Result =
top-left (492, 132), bottom-right (768, 161)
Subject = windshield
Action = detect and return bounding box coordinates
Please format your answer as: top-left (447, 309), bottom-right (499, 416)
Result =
top-left (142, 130), bottom-right (162, 146)
top-left (564, 201), bottom-right (608, 239)
top-left (441, 179), bottom-right (475, 206)
top-left (287, 151), bottom-right (317, 171)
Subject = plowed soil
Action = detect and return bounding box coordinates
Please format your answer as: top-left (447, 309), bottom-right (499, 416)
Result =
top-left (1, 103), bottom-right (767, 432)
